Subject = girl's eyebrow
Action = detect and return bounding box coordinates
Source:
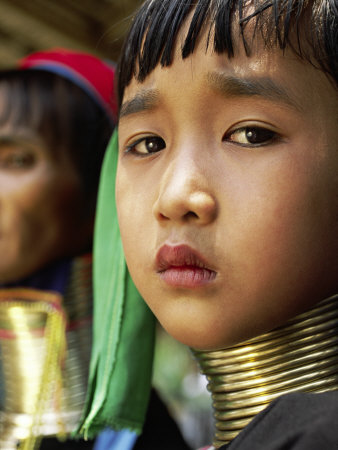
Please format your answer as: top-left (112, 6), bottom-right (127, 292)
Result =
top-left (119, 73), bottom-right (301, 120)
top-left (119, 88), bottom-right (160, 119)
top-left (206, 72), bottom-right (302, 111)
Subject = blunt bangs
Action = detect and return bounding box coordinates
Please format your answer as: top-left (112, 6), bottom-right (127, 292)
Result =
top-left (117, 0), bottom-right (338, 105)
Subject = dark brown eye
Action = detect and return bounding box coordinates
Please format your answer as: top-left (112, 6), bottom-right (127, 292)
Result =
top-left (224, 127), bottom-right (278, 146)
top-left (245, 128), bottom-right (276, 144)
top-left (143, 137), bottom-right (166, 153)
top-left (127, 136), bottom-right (166, 155)
top-left (0, 150), bottom-right (36, 169)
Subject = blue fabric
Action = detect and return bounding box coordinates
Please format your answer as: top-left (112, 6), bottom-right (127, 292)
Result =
top-left (93, 429), bottom-right (137, 450)
top-left (1, 259), bottom-right (72, 294)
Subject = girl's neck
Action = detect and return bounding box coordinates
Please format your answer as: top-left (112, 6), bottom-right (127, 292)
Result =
top-left (193, 294), bottom-right (338, 448)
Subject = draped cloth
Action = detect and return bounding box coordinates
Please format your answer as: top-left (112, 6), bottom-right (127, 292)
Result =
top-left (78, 130), bottom-right (156, 438)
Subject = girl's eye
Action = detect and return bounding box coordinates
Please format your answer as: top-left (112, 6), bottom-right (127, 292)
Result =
top-left (126, 136), bottom-right (166, 155)
top-left (223, 126), bottom-right (278, 147)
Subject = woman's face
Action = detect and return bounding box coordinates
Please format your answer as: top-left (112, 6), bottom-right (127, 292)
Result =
top-left (0, 117), bottom-right (91, 283)
top-left (117, 28), bottom-right (338, 350)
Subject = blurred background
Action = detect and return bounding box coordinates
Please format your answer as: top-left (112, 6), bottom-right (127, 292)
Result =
top-left (0, 0), bottom-right (139, 68)
top-left (0, 0), bottom-right (214, 447)
top-left (153, 326), bottom-right (214, 448)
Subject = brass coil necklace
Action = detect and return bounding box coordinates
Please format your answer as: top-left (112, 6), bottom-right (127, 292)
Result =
top-left (0, 256), bottom-right (93, 450)
top-left (193, 295), bottom-right (338, 448)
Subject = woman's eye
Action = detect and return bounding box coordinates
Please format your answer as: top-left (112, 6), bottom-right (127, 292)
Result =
top-left (224, 127), bottom-right (278, 146)
top-left (0, 151), bottom-right (36, 169)
top-left (126, 136), bottom-right (166, 155)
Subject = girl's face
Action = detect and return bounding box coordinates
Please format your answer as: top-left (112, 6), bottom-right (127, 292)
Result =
top-left (117, 31), bottom-right (338, 350)
top-left (0, 120), bottom-right (92, 284)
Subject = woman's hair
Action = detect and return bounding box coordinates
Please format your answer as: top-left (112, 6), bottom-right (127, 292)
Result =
top-left (0, 70), bottom-right (113, 199)
top-left (117, 0), bottom-right (338, 104)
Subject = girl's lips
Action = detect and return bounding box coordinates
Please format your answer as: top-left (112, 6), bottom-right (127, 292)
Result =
top-left (155, 244), bottom-right (217, 288)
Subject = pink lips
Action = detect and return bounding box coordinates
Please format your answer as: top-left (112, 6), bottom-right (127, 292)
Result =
top-left (155, 244), bottom-right (216, 288)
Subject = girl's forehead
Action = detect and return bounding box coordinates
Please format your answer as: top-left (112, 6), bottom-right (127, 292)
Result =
top-left (123, 40), bottom-right (313, 102)
top-left (117, 0), bottom-right (337, 105)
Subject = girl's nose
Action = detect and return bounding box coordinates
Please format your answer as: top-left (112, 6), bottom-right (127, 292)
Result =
top-left (152, 153), bottom-right (218, 226)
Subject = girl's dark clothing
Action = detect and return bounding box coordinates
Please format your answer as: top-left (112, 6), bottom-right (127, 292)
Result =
top-left (39, 389), bottom-right (191, 450)
top-left (221, 391), bottom-right (338, 450)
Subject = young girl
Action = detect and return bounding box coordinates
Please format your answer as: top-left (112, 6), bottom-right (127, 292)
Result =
top-left (80, 0), bottom-right (338, 448)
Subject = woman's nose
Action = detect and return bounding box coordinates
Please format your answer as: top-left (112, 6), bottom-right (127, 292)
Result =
top-left (152, 152), bottom-right (218, 226)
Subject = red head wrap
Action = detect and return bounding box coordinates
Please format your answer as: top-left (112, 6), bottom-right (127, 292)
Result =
top-left (19, 48), bottom-right (117, 122)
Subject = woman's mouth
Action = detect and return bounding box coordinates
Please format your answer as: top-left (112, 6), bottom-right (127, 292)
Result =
top-left (155, 244), bottom-right (217, 288)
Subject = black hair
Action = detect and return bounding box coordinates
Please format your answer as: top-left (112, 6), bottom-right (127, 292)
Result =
top-left (117, 0), bottom-right (338, 105)
top-left (0, 70), bottom-right (113, 202)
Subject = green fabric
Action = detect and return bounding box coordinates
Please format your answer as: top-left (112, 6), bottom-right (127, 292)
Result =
top-left (78, 130), bottom-right (156, 438)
